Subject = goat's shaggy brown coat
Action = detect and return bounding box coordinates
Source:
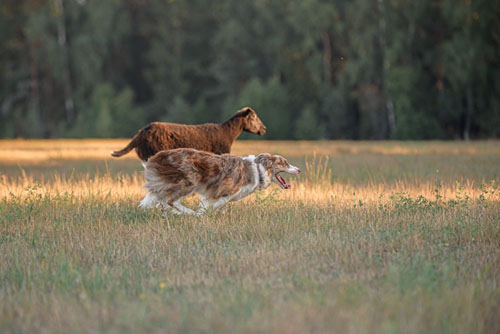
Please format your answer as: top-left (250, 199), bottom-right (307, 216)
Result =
top-left (111, 107), bottom-right (266, 161)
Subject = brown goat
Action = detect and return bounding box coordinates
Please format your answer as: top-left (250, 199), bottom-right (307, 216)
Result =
top-left (111, 107), bottom-right (266, 161)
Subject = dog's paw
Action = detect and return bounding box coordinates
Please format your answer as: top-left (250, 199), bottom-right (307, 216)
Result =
top-left (170, 208), bottom-right (183, 215)
top-left (193, 211), bottom-right (204, 217)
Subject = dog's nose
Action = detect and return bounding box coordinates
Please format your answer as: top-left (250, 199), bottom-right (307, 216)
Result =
top-left (297, 168), bottom-right (301, 174)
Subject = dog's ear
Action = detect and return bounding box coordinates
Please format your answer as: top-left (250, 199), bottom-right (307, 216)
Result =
top-left (255, 153), bottom-right (274, 169)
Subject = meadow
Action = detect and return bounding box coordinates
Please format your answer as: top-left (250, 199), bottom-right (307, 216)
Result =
top-left (0, 140), bottom-right (499, 333)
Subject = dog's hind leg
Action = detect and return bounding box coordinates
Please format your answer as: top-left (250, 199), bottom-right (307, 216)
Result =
top-left (155, 199), bottom-right (179, 215)
top-left (155, 198), bottom-right (191, 215)
top-left (171, 199), bottom-right (198, 215)
top-left (165, 188), bottom-right (197, 215)
top-left (139, 192), bottom-right (159, 208)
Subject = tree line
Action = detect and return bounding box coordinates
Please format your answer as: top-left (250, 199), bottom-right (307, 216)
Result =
top-left (1, 0), bottom-right (499, 140)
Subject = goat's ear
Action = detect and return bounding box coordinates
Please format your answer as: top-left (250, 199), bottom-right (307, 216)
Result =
top-left (237, 107), bottom-right (253, 117)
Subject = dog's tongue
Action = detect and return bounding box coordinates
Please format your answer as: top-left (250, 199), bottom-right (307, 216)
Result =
top-left (276, 173), bottom-right (291, 189)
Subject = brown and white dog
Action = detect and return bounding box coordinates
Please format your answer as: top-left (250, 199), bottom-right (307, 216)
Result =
top-left (139, 148), bottom-right (300, 215)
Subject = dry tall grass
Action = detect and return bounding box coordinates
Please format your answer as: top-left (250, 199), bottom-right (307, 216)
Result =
top-left (0, 139), bottom-right (498, 163)
top-left (1, 140), bottom-right (499, 333)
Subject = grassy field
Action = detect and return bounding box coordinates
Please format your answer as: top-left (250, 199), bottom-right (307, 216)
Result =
top-left (0, 140), bottom-right (499, 333)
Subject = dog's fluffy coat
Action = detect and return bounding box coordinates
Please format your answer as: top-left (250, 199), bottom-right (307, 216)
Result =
top-left (139, 148), bottom-right (300, 215)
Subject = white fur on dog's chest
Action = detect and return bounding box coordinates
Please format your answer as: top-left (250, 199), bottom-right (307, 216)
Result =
top-left (232, 159), bottom-right (260, 201)
top-left (257, 163), bottom-right (270, 188)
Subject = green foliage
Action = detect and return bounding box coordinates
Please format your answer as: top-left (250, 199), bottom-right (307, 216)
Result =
top-left (388, 66), bottom-right (443, 139)
top-left (0, 0), bottom-right (499, 139)
top-left (71, 84), bottom-right (145, 138)
top-left (234, 77), bottom-right (291, 140)
top-left (295, 106), bottom-right (324, 140)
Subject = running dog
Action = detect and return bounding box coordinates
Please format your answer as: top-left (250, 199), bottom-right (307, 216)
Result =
top-left (139, 148), bottom-right (300, 215)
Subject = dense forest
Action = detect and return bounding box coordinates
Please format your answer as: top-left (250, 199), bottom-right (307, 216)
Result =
top-left (1, 0), bottom-right (499, 140)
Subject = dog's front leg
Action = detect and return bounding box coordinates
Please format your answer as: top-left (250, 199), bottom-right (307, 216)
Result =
top-left (210, 196), bottom-right (232, 210)
top-left (171, 199), bottom-right (198, 215)
top-left (195, 197), bottom-right (211, 215)
top-left (194, 196), bottom-right (232, 215)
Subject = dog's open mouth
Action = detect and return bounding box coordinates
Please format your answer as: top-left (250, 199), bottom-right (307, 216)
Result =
top-left (275, 172), bottom-right (291, 189)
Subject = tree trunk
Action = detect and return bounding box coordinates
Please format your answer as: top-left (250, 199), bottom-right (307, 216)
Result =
top-left (377, 0), bottom-right (391, 139)
top-left (321, 31), bottom-right (332, 84)
top-left (54, 0), bottom-right (75, 126)
top-left (464, 87), bottom-right (473, 141)
top-left (30, 46), bottom-right (47, 137)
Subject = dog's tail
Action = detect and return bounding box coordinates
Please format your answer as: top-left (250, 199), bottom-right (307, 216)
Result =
top-left (110, 132), bottom-right (140, 158)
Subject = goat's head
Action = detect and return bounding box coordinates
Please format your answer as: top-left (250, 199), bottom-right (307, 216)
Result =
top-left (254, 153), bottom-right (300, 189)
top-left (237, 107), bottom-right (267, 136)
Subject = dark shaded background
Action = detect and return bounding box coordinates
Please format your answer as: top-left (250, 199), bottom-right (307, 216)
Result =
top-left (1, 0), bottom-right (499, 140)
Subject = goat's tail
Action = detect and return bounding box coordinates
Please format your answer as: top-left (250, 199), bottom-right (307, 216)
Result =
top-left (110, 133), bottom-right (140, 158)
